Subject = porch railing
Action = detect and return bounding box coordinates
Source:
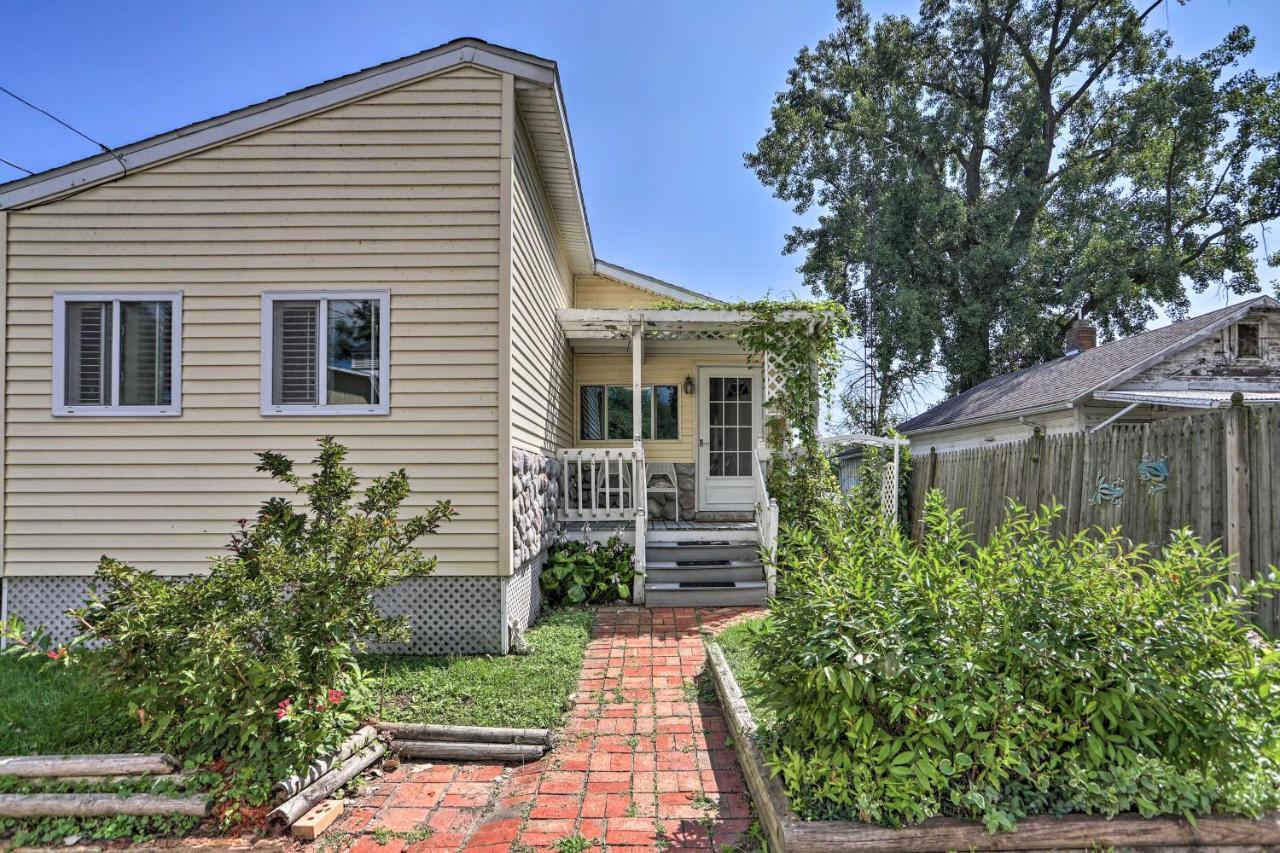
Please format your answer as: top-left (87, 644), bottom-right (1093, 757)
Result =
top-left (751, 437), bottom-right (779, 597)
top-left (557, 445), bottom-right (647, 604)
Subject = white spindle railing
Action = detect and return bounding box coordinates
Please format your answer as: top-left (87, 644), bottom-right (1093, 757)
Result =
top-left (558, 447), bottom-right (644, 522)
top-left (752, 437), bottom-right (779, 597)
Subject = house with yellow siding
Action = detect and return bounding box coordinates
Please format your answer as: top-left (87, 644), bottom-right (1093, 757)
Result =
top-left (0, 38), bottom-right (792, 653)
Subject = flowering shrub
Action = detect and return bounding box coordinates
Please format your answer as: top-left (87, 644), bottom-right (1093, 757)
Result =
top-left (541, 536), bottom-right (635, 605)
top-left (749, 490), bottom-right (1280, 830)
top-left (3, 437), bottom-right (455, 811)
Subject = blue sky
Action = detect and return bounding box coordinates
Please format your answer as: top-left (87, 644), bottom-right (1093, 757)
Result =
top-left (1, 0), bottom-right (1276, 415)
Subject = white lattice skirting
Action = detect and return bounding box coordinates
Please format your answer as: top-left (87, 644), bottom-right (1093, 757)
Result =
top-left (2, 572), bottom-right (543, 656)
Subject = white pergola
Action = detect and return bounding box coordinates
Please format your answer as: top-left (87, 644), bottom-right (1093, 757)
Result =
top-left (821, 433), bottom-right (910, 523)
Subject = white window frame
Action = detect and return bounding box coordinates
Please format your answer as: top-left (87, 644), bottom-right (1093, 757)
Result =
top-left (52, 291), bottom-right (183, 417)
top-left (260, 290), bottom-right (391, 416)
top-left (577, 383), bottom-right (680, 442)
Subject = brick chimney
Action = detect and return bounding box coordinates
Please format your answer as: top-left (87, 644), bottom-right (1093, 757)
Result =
top-left (1064, 318), bottom-right (1097, 355)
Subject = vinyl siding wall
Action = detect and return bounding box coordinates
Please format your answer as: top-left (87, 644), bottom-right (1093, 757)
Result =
top-left (508, 119), bottom-right (573, 454)
top-left (572, 353), bottom-right (750, 463)
top-left (3, 65), bottom-right (503, 578)
top-left (573, 275), bottom-right (668, 309)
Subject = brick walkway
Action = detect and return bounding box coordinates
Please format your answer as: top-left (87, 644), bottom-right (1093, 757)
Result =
top-left (326, 606), bottom-right (762, 852)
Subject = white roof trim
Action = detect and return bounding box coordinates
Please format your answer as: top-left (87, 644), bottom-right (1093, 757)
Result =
top-left (1094, 389), bottom-right (1280, 409)
top-left (593, 260), bottom-right (722, 305)
top-left (0, 39), bottom-right (563, 211)
top-left (900, 402), bottom-right (1077, 437)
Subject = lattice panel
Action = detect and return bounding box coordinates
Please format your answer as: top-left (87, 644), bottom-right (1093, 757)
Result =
top-left (644, 328), bottom-right (732, 341)
top-left (506, 552), bottom-right (543, 631)
top-left (369, 575), bottom-right (502, 655)
top-left (3, 576), bottom-right (93, 644)
top-left (880, 453), bottom-right (900, 521)
top-left (764, 352), bottom-right (799, 411)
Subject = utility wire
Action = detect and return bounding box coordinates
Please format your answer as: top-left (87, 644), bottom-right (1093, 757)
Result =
top-left (0, 154), bottom-right (33, 176)
top-left (0, 83), bottom-right (127, 176)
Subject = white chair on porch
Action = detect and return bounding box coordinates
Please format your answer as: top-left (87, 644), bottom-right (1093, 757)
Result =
top-left (593, 458), bottom-right (633, 510)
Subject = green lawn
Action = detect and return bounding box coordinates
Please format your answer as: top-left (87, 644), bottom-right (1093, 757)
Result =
top-left (0, 607), bottom-right (594, 757)
top-left (713, 617), bottom-right (772, 727)
top-left (362, 607), bottom-right (594, 729)
top-left (0, 654), bottom-right (143, 756)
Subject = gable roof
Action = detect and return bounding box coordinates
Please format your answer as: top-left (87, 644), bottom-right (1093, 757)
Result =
top-left (0, 37), bottom-right (596, 272)
top-left (898, 295), bottom-right (1280, 434)
top-left (592, 260), bottom-right (721, 305)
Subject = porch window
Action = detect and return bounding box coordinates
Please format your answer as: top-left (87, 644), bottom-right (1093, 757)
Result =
top-left (261, 291), bottom-right (389, 415)
top-left (579, 384), bottom-right (678, 441)
top-left (53, 292), bottom-right (182, 416)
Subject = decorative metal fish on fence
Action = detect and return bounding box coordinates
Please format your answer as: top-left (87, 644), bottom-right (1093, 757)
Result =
top-left (1138, 454), bottom-right (1169, 495)
top-left (1089, 471), bottom-right (1125, 507)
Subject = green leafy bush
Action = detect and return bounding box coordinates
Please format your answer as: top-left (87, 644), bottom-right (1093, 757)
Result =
top-left (541, 536), bottom-right (635, 605)
top-left (750, 490), bottom-right (1280, 830)
top-left (3, 437), bottom-right (455, 812)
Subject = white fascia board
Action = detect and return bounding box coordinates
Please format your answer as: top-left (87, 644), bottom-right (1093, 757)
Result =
top-left (898, 402), bottom-right (1076, 437)
top-left (592, 260), bottom-right (722, 305)
top-left (0, 40), bottom-right (556, 210)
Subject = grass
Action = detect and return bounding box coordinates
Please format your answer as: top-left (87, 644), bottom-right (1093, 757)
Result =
top-left (0, 607), bottom-right (594, 756)
top-left (0, 653), bottom-right (143, 755)
top-left (363, 607), bottom-right (594, 729)
top-left (712, 616), bottom-right (772, 727)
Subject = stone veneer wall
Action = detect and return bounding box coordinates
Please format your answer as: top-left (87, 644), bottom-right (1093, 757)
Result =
top-left (647, 462), bottom-right (695, 521)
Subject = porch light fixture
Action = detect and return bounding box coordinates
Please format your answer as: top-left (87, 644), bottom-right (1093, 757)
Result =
top-left (682, 375), bottom-right (695, 395)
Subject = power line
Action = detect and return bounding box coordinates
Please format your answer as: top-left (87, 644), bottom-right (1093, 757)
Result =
top-left (0, 154), bottom-right (33, 176)
top-left (0, 83), bottom-right (127, 176)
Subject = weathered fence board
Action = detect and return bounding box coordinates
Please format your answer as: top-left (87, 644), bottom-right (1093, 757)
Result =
top-left (909, 405), bottom-right (1279, 634)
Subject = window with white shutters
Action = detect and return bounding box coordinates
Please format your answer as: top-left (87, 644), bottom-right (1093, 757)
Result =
top-left (53, 293), bottom-right (182, 416)
top-left (261, 291), bottom-right (389, 415)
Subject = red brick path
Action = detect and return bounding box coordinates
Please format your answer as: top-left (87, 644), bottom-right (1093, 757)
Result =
top-left (327, 606), bottom-right (762, 852)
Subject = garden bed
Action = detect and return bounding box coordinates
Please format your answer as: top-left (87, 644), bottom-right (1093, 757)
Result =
top-left (705, 638), bottom-right (1280, 853)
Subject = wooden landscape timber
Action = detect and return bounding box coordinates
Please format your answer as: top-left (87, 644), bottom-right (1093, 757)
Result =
top-left (390, 740), bottom-right (545, 762)
top-left (376, 721), bottom-right (552, 747)
top-left (0, 753), bottom-right (178, 779)
top-left (0, 793), bottom-right (210, 819)
top-left (266, 741), bottom-right (385, 830)
top-left (703, 638), bottom-right (1280, 852)
top-left (270, 725), bottom-right (377, 801)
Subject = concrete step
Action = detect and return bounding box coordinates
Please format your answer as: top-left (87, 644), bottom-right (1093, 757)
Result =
top-left (645, 560), bottom-right (764, 584)
top-left (645, 541), bottom-right (760, 563)
top-left (643, 580), bottom-right (768, 608)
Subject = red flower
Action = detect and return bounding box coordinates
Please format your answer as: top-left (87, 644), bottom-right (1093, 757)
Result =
top-left (327, 689), bottom-right (345, 706)
top-left (46, 647), bottom-right (65, 661)
top-left (276, 698), bottom-right (292, 720)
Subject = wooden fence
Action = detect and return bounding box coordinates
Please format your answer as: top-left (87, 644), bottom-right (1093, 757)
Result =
top-left (908, 404), bottom-right (1280, 634)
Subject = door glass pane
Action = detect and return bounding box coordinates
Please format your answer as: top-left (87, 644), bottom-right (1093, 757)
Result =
top-left (580, 385), bottom-right (605, 440)
top-left (723, 453), bottom-right (738, 476)
top-left (65, 301), bottom-right (111, 406)
top-left (119, 301), bottom-right (173, 406)
top-left (706, 374), bottom-right (754, 479)
top-left (737, 378), bottom-right (752, 401)
top-left (327, 299), bottom-right (379, 405)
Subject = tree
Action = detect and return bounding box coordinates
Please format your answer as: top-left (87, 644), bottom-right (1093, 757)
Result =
top-left (748, 0), bottom-right (1280, 413)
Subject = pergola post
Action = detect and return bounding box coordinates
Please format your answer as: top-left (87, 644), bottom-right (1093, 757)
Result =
top-left (631, 321), bottom-right (646, 604)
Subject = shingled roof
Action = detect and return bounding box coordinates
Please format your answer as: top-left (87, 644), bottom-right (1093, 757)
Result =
top-left (898, 296), bottom-right (1280, 434)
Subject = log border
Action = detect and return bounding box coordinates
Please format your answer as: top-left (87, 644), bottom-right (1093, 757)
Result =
top-left (703, 638), bottom-right (1280, 853)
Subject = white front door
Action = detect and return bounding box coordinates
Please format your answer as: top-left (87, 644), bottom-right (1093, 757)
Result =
top-left (697, 366), bottom-right (763, 512)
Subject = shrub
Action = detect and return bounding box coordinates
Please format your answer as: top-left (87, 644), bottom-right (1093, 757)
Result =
top-left (749, 490), bottom-right (1280, 830)
top-left (3, 437), bottom-right (455, 811)
top-left (541, 536), bottom-right (635, 605)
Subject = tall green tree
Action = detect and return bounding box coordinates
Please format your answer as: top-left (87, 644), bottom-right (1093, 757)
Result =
top-left (749, 0), bottom-right (1280, 421)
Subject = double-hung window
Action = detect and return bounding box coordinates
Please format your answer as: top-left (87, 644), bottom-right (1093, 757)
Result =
top-left (261, 291), bottom-right (390, 415)
top-left (579, 384), bottom-right (679, 441)
top-left (53, 292), bottom-right (182, 416)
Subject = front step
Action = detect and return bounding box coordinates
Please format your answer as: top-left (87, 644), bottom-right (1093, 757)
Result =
top-left (646, 541), bottom-right (761, 563)
top-left (643, 581), bottom-right (767, 608)
top-left (643, 532), bottom-right (766, 607)
top-left (646, 560), bottom-right (763, 584)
